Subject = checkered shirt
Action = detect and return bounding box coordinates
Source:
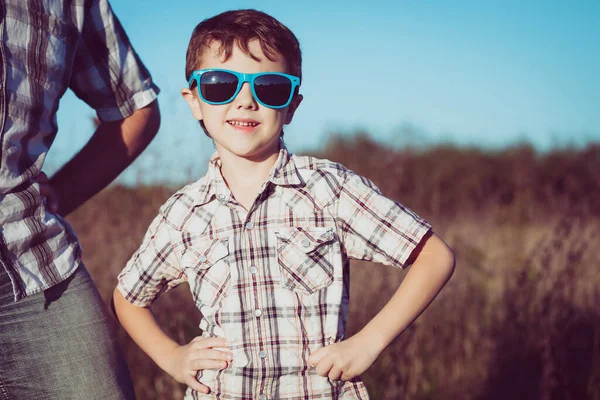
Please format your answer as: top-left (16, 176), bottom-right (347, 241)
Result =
top-left (117, 146), bottom-right (432, 400)
top-left (0, 0), bottom-right (159, 300)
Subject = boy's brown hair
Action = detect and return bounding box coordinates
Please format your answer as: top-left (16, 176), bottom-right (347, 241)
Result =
top-left (185, 9), bottom-right (302, 81)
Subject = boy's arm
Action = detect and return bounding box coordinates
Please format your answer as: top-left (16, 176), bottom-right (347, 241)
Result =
top-left (309, 232), bottom-right (455, 381)
top-left (41, 100), bottom-right (160, 216)
top-left (113, 289), bottom-right (232, 394)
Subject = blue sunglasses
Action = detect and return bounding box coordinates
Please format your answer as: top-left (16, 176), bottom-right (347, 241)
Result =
top-left (188, 69), bottom-right (301, 109)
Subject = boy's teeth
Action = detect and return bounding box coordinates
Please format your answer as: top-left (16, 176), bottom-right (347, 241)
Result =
top-left (229, 120), bottom-right (258, 127)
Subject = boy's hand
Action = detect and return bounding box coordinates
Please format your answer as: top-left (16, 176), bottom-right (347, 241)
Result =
top-left (168, 336), bottom-right (233, 394)
top-left (308, 333), bottom-right (381, 382)
top-left (37, 172), bottom-right (60, 214)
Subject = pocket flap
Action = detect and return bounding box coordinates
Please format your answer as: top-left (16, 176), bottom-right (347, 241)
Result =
top-left (275, 227), bottom-right (335, 253)
top-left (181, 237), bottom-right (230, 269)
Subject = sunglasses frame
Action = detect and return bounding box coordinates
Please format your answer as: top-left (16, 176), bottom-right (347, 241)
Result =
top-left (188, 69), bottom-right (301, 109)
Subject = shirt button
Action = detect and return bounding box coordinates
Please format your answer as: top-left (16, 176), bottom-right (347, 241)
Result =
top-left (250, 266), bottom-right (258, 274)
top-left (245, 222), bottom-right (254, 230)
top-left (254, 309), bottom-right (263, 317)
top-left (258, 350), bottom-right (267, 359)
top-left (301, 239), bottom-right (311, 248)
top-left (199, 255), bottom-right (207, 262)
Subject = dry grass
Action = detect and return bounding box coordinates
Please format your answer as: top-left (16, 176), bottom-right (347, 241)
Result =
top-left (67, 136), bottom-right (600, 399)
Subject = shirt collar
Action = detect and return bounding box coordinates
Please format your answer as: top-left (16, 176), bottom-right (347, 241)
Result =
top-left (268, 144), bottom-right (304, 187)
top-left (195, 142), bottom-right (304, 207)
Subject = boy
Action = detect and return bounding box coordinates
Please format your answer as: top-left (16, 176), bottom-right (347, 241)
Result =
top-left (114, 9), bottom-right (455, 400)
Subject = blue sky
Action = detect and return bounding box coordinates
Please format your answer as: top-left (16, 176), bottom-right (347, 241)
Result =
top-left (48, 0), bottom-right (600, 184)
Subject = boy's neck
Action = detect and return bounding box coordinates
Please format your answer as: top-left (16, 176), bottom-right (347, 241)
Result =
top-left (217, 147), bottom-right (280, 209)
top-left (219, 150), bottom-right (279, 184)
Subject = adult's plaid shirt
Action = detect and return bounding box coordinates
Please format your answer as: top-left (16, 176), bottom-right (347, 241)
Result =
top-left (0, 0), bottom-right (158, 300)
top-left (118, 146), bottom-right (432, 399)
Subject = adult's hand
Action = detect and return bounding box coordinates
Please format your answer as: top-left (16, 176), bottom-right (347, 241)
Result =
top-left (37, 172), bottom-right (60, 214)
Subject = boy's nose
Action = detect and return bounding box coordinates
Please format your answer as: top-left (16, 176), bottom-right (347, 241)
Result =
top-left (234, 82), bottom-right (258, 110)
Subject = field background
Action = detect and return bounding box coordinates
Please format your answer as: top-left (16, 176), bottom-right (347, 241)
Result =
top-left (66, 135), bottom-right (600, 400)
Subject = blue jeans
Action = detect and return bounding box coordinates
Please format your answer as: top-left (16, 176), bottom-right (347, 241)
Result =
top-left (0, 265), bottom-right (135, 399)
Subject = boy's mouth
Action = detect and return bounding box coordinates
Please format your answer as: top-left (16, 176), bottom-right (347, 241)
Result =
top-left (227, 119), bottom-right (259, 127)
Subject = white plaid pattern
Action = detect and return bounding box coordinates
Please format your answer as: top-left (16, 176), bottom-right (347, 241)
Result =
top-left (0, 0), bottom-right (159, 300)
top-left (118, 146), bottom-right (431, 399)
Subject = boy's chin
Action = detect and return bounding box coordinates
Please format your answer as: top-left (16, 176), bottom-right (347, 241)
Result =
top-left (219, 142), bottom-right (281, 162)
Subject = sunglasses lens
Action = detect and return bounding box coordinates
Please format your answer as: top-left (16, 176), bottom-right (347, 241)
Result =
top-left (254, 74), bottom-right (292, 107)
top-left (199, 71), bottom-right (238, 103)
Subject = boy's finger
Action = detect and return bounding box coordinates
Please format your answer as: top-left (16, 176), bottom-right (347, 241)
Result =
top-left (328, 365), bottom-right (343, 381)
top-left (315, 357), bottom-right (334, 377)
top-left (193, 348), bottom-right (233, 362)
top-left (191, 358), bottom-right (230, 371)
top-left (184, 375), bottom-right (210, 394)
top-left (340, 371), bottom-right (355, 382)
top-left (308, 347), bottom-right (326, 367)
top-left (191, 336), bottom-right (228, 349)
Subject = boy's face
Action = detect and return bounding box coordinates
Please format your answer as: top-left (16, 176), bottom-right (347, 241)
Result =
top-left (182, 40), bottom-right (303, 161)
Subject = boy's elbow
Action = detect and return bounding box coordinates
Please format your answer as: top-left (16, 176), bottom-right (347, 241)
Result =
top-left (111, 287), bottom-right (124, 319)
top-left (444, 245), bottom-right (456, 277)
top-left (112, 287), bottom-right (134, 320)
top-left (428, 233), bottom-right (456, 278)
top-left (113, 286), bottom-right (122, 301)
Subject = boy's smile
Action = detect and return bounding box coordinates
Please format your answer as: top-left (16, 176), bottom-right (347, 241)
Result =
top-left (227, 118), bottom-right (260, 133)
top-left (182, 40), bottom-right (302, 162)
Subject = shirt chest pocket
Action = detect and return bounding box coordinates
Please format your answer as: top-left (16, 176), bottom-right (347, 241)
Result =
top-left (275, 227), bottom-right (336, 295)
top-left (181, 238), bottom-right (231, 308)
top-left (27, 8), bottom-right (78, 94)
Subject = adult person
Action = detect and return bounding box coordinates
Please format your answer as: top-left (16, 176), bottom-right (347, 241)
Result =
top-left (0, 0), bottom-right (160, 398)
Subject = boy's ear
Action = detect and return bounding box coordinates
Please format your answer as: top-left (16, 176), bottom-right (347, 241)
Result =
top-left (181, 88), bottom-right (203, 120)
top-left (284, 94), bottom-right (303, 125)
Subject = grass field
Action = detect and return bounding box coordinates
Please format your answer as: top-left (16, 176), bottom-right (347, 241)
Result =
top-left (67, 136), bottom-right (600, 399)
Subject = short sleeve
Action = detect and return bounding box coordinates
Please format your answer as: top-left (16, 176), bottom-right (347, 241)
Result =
top-left (69, 0), bottom-right (159, 121)
top-left (336, 172), bottom-right (432, 269)
top-left (117, 214), bottom-right (185, 307)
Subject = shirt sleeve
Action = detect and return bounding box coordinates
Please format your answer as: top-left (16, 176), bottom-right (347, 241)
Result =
top-left (336, 172), bottom-right (432, 269)
top-left (68, 0), bottom-right (159, 121)
top-left (117, 214), bottom-right (185, 307)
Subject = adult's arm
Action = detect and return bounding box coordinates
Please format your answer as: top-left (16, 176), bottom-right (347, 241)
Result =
top-left (40, 0), bottom-right (162, 216)
top-left (48, 100), bottom-right (159, 216)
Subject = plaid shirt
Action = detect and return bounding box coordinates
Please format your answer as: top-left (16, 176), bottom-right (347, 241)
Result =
top-left (0, 0), bottom-right (158, 300)
top-left (118, 146), bottom-right (431, 400)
